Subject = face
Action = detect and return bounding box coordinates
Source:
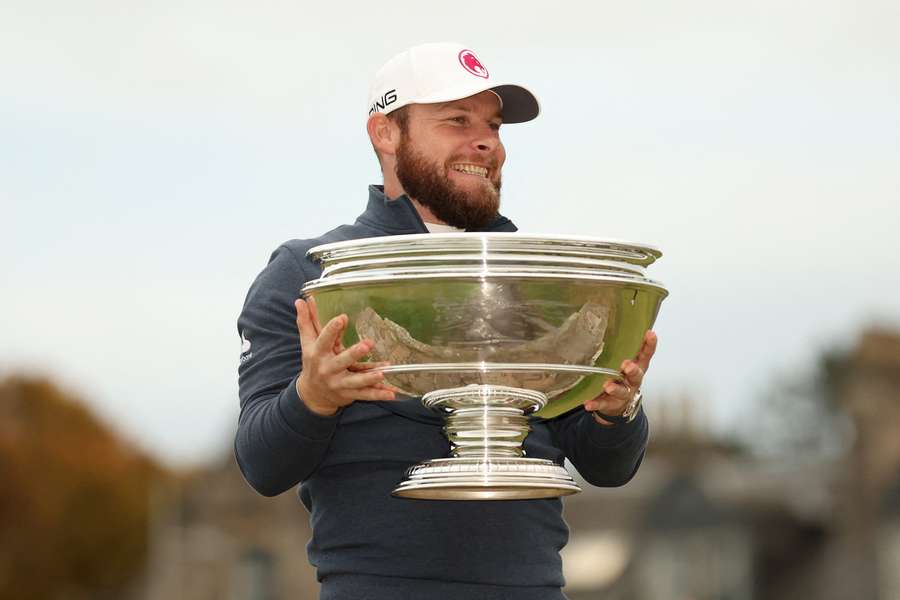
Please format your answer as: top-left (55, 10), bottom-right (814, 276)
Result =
top-left (394, 91), bottom-right (506, 230)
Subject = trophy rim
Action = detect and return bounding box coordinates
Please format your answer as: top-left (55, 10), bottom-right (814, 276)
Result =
top-left (303, 232), bottom-right (668, 294)
top-left (302, 270), bottom-right (668, 293)
top-left (307, 232), bottom-right (663, 263)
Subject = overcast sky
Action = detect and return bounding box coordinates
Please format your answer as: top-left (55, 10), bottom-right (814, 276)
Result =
top-left (3, 0), bottom-right (899, 466)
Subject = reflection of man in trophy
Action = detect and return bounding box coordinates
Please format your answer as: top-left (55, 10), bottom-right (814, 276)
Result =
top-left (236, 42), bottom-right (657, 600)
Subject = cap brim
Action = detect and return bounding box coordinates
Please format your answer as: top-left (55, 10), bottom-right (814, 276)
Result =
top-left (491, 84), bottom-right (540, 124)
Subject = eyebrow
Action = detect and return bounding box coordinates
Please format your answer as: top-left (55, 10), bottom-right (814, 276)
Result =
top-left (433, 102), bottom-right (471, 112)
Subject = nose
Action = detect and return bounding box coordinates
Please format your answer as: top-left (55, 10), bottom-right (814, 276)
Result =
top-left (470, 123), bottom-right (501, 154)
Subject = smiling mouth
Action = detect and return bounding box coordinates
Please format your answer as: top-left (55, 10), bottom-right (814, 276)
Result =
top-left (451, 163), bottom-right (489, 178)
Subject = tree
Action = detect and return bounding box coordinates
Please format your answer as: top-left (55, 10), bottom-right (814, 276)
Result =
top-left (0, 375), bottom-right (171, 599)
top-left (742, 347), bottom-right (853, 460)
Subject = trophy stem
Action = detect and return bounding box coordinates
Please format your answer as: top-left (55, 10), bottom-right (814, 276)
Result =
top-left (392, 385), bottom-right (582, 500)
top-left (444, 406), bottom-right (529, 458)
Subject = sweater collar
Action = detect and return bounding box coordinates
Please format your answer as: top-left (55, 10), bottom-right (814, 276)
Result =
top-left (356, 185), bottom-right (517, 234)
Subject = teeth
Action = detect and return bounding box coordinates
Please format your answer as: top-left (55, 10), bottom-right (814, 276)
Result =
top-left (452, 164), bottom-right (488, 177)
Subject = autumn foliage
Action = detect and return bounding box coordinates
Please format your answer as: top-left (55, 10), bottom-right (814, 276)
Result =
top-left (0, 375), bottom-right (170, 599)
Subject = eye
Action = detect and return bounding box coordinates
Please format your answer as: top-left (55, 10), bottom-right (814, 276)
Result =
top-left (449, 116), bottom-right (468, 125)
top-left (490, 122), bottom-right (502, 131)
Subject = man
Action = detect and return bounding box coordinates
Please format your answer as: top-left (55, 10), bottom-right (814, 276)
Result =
top-left (236, 42), bottom-right (656, 600)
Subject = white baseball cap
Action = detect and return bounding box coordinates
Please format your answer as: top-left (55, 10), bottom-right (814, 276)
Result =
top-left (367, 42), bottom-right (540, 124)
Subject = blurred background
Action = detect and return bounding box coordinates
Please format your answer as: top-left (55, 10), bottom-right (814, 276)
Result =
top-left (2, 0), bottom-right (899, 598)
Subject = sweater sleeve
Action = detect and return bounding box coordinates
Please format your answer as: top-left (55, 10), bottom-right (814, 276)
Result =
top-left (234, 244), bottom-right (340, 497)
top-left (546, 407), bottom-right (649, 488)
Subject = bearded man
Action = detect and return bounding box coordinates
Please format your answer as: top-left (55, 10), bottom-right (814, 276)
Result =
top-left (236, 42), bottom-right (656, 600)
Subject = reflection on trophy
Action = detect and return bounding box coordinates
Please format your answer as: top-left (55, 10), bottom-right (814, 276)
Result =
top-left (303, 233), bottom-right (668, 500)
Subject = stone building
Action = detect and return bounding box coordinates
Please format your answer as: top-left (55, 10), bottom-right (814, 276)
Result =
top-left (132, 458), bottom-right (318, 600)
top-left (828, 328), bottom-right (900, 599)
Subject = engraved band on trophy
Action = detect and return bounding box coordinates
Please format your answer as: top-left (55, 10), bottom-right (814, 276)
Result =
top-left (302, 233), bottom-right (668, 500)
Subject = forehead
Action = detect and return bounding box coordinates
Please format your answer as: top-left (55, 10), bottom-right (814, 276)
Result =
top-left (413, 90), bottom-right (503, 119)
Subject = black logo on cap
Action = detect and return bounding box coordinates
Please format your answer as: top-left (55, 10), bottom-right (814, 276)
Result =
top-left (369, 89), bottom-right (398, 116)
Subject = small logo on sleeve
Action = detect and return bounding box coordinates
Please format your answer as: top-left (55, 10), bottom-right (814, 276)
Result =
top-left (458, 50), bottom-right (489, 79)
top-left (240, 330), bottom-right (253, 363)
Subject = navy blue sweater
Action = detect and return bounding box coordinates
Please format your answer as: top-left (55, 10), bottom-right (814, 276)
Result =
top-left (235, 186), bottom-right (649, 599)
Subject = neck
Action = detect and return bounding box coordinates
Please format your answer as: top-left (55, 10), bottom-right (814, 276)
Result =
top-left (409, 198), bottom-right (443, 224)
top-left (383, 177), bottom-right (446, 225)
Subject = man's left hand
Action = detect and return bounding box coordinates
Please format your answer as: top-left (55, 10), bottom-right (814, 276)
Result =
top-left (584, 331), bottom-right (657, 426)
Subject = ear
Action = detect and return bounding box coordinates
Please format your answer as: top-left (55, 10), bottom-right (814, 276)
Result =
top-left (367, 113), bottom-right (400, 159)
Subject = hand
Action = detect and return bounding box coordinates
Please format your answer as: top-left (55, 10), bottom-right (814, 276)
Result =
top-left (295, 298), bottom-right (397, 416)
top-left (584, 330), bottom-right (657, 426)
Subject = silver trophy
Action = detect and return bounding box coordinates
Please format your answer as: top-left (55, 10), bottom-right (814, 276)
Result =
top-left (303, 233), bottom-right (667, 500)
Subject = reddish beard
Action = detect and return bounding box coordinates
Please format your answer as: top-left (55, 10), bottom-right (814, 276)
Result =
top-left (395, 135), bottom-right (502, 230)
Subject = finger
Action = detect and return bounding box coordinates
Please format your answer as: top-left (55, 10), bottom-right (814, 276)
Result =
top-left (317, 314), bottom-right (348, 354)
top-left (348, 361), bottom-right (390, 372)
top-left (603, 379), bottom-right (634, 402)
top-left (330, 339), bottom-right (375, 372)
top-left (619, 361), bottom-right (645, 389)
top-left (373, 381), bottom-right (403, 393)
top-left (635, 330), bottom-right (657, 373)
top-left (591, 411), bottom-right (616, 426)
top-left (353, 387), bottom-right (398, 401)
top-left (295, 299), bottom-right (319, 350)
top-left (585, 396), bottom-right (626, 415)
top-left (311, 299), bottom-right (346, 355)
top-left (593, 416), bottom-right (615, 426)
top-left (584, 397), bottom-right (625, 425)
top-left (307, 296), bottom-right (323, 337)
top-left (584, 398), bottom-right (608, 412)
top-left (339, 369), bottom-right (387, 389)
top-left (584, 388), bottom-right (613, 411)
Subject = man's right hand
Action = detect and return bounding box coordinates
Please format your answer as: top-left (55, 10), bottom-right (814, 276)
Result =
top-left (295, 298), bottom-right (397, 416)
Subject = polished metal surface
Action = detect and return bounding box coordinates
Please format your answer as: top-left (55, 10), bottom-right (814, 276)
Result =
top-left (394, 458), bottom-right (582, 500)
top-left (303, 233), bottom-right (667, 499)
top-left (391, 385), bottom-right (581, 499)
top-left (305, 232), bottom-right (664, 291)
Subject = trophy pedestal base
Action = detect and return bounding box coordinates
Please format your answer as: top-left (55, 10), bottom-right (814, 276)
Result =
top-left (392, 457), bottom-right (582, 500)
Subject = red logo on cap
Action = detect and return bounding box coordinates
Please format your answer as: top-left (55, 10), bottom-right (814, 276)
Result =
top-left (458, 49), bottom-right (489, 79)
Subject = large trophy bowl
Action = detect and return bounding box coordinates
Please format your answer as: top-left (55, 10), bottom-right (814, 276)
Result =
top-left (303, 233), bottom-right (667, 500)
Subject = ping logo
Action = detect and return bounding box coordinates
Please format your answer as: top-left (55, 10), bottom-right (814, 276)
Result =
top-left (240, 330), bottom-right (253, 363)
top-left (369, 89), bottom-right (398, 115)
top-left (458, 50), bottom-right (488, 79)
